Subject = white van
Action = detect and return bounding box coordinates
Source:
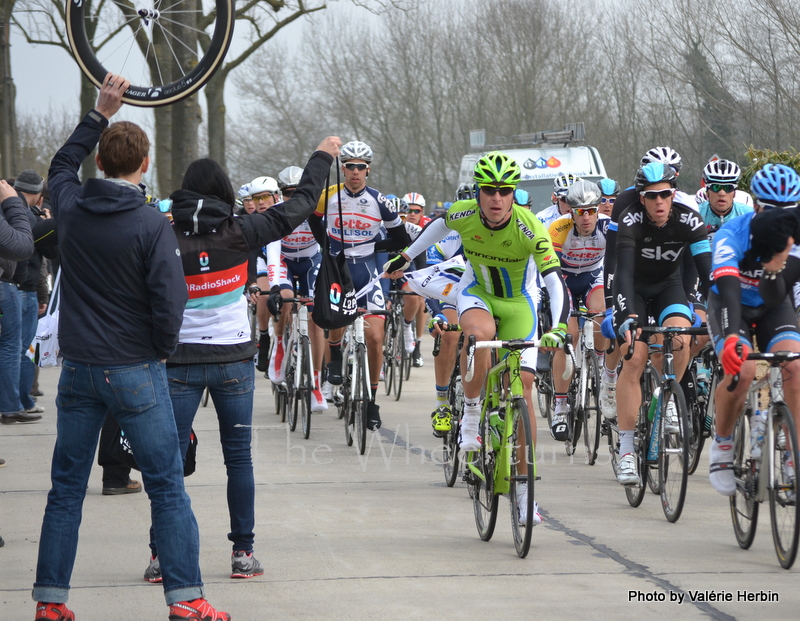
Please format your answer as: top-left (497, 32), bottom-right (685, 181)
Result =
top-left (458, 124), bottom-right (607, 213)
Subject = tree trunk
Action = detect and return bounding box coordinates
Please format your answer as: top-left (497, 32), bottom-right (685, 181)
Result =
top-left (79, 75), bottom-right (99, 182)
top-left (0, 6), bottom-right (18, 179)
top-left (205, 72), bottom-right (227, 170)
top-left (155, 106), bottom-right (173, 197)
top-left (170, 95), bottom-right (202, 192)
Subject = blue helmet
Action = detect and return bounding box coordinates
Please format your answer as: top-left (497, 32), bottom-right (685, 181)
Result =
top-left (750, 164), bottom-right (800, 206)
top-left (634, 162), bottom-right (677, 191)
top-left (597, 178), bottom-right (621, 196)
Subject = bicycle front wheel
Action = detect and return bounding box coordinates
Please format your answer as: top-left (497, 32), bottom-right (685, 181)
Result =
top-left (470, 415), bottom-right (498, 541)
top-left (286, 346), bottom-right (298, 432)
top-left (354, 345), bottom-right (369, 455)
top-left (394, 325), bottom-right (405, 401)
top-left (582, 351), bottom-right (601, 466)
top-left (659, 379), bottom-right (690, 523)
top-left (443, 370), bottom-right (463, 488)
top-left (299, 339), bottom-right (313, 439)
top-left (769, 405), bottom-right (799, 569)
top-left (66, 0), bottom-right (235, 107)
top-left (509, 398), bottom-right (535, 558)
top-left (730, 409), bottom-right (758, 549)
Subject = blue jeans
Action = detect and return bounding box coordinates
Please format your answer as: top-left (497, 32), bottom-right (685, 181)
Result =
top-left (0, 281), bottom-right (22, 414)
top-left (33, 360), bottom-right (204, 605)
top-left (151, 360), bottom-right (255, 555)
top-left (18, 290), bottom-right (39, 410)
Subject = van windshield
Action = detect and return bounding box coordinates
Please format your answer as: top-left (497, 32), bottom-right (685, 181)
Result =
top-left (520, 176), bottom-right (603, 215)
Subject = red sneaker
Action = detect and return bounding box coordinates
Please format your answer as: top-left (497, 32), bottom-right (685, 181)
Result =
top-left (35, 602), bottom-right (75, 621)
top-left (168, 598), bottom-right (231, 621)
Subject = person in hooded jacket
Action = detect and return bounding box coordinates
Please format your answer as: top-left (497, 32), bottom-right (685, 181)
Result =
top-left (142, 139), bottom-right (340, 584)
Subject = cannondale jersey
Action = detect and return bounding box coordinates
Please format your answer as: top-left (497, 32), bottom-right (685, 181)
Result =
top-left (315, 183), bottom-right (403, 258)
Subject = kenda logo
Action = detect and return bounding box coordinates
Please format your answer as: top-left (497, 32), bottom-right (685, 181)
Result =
top-left (641, 246), bottom-right (683, 261)
top-left (187, 274), bottom-right (241, 291)
top-left (449, 209), bottom-right (475, 221)
top-left (679, 212), bottom-right (703, 231)
top-left (329, 283), bottom-right (342, 304)
top-left (517, 220), bottom-right (535, 240)
top-left (623, 211), bottom-right (644, 227)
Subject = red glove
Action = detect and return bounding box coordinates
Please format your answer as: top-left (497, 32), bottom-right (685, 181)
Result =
top-left (721, 335), bottom-right (746, 376)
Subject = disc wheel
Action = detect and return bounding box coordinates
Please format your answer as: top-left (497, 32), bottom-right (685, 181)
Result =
top-left (769, 406), bottom-right (799, 569)
top-left (66, 0), bottom-right (236, 107)
top-left (509, 398), bottom-right (535, 558)
top-left (582, 351), bottom-right (601, 465)
top-left (658, 379), bottom-right (690, 523)
top-left (730, 410), bottom-right (758, 550)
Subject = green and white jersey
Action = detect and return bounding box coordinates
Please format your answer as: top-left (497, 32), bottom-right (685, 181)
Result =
top-left (443, 199), bottom-right (561, 298)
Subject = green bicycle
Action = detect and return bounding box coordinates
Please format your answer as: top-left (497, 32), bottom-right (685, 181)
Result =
top-left (463, 335), bottom-right (571, 558)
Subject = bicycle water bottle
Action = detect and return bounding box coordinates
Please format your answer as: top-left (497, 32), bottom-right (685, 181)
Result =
top-left (750, 410), bottom-right (767, 461)
top-left (647, 387), bottom-right (662, 462)
top-left (488, 407), bottom-right (503, 451)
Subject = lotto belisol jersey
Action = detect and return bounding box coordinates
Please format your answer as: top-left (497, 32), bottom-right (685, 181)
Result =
top-left (315, 183), bottom-right (403, 258)
top-left (280, 219), bottom-right (319, 259)
top-left (444, 200), bottom-right (560, 298)
top-left (549, 213), bottom-right (610, 274)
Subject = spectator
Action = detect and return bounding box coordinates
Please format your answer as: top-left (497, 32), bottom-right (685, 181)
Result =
top-left (0, 179), bottom-right (36, 425)
top-left (32, 74), bottom-right (230, 621)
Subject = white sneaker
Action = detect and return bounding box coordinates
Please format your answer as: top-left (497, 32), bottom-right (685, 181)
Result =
top-left (268, 338), bottom-right (285, 384)
top-left (550, 409), bottom-right (569, 442)
top-left (664, 400), bottom-right (680, 434)
top-left (617, 452), bottom-right (639, 486)
top-left (311, 388), bottom-right (328, 412)
top-left (599, 379), bottom-right (617, 420)
top-left (321, 381), bottom-right (334, 402)
top-left (403, 324), bottom-right (416, 353)
top-left (458, 412), bottom-right (481, 452)
top-left (516, 483), bottom-right (543, 526)
top-left (709, 440), bottom-right (736, 496)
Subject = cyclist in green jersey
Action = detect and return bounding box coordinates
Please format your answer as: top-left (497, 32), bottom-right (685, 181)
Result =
top-left (385, 152), bottom-right (570, 525)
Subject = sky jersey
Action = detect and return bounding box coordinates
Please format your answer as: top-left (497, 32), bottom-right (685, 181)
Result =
top-left (315, 183), bottom-right (403, 258)
top-left (549, 213), bottom-right (610, 275)
top-left (443, 199), bottom-right (561, 298)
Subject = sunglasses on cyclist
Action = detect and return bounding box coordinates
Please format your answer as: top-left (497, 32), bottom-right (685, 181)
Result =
top-left (252, 193), bottom-right (276, 202)
top-left (408, 208), bottom-right (422, 214)
top-left (600, 197), bottom-right (616, 204)
top-left (480, 185), bottom-right (515, 197)
top-left (344, 162), bottom-right (369, 171)
top-left (639, 189), bottom-right (675, 200)
top-left (572, 207), bottom-right (598, 217)
top-left (756, 199), bottom-right (799, 211)
top-left (707, 183), bottom-right (736, 194)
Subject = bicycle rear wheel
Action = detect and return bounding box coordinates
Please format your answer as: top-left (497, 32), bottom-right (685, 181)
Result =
top-left (286, 346), bottom-right (298, 432)
top-left (342, 352), bottom-right (354, 447)
top-left (659, 379), bottom-right (690, 523)
top-left (66, 0), bottom-right (235, 107)
top-left (769, 405), bottom-right (799, 569)
top-left (354, 345), bottom-right (369, 455)
top-left (299, 339), bottom-right (313, 439)
top-left (383, 317), bottom-right (395, 395)
top-left (582, 351), bottom-right (601, 466)
top-left (624, 400), bottom-right (649, 508)
top-left (470, 415), bottom-right (498, 541)
top-left (443, 369), bottom-right (463, 488)
top-left (509, 398), bottom-right (535, 558)
top-left (730, 409), bottom-right (758, 549)
top-left (686, 362), bottom-right (708, 475)
top-left (394, 325), bottom-right (405, 401)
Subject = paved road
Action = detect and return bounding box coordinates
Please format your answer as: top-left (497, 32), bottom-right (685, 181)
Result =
top-left (1, 350), bottom-right (797, 620)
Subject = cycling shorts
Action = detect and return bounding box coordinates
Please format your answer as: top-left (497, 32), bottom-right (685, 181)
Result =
top-left (707, 292), bottom-right (800, 355)
top-left (277, 253), bottom-right (321, 297)
top-left (565, 268), bottom-right (604, 310)
top-left (458, 281), bottom-right (538, 372)
top-left (617, 273), bottom-right (692, 344)
top-left (348, 255), bottom-right (386, 315)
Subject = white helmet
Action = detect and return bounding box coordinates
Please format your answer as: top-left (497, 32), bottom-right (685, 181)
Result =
top-left (702, 159), bottom-right (741, 185)
top-left (695, 187), bottom-right (708, 204)
top-left (340, 140), bottom-right (373, 163)
top-left (238, 184), bottom-right (252, 199)
top-left (641, 146), bottom-right (683, 173)
top-left (553, 172), bottom-right (580, 196)
top-left (403, 192), bottom-right (426, 208)
top-left (249, 176), bottom-right (279, 195)
top-left (278, 166), bottom-right (303, 190)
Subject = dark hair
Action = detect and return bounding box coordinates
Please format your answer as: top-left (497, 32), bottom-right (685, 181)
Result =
top-left (181, 158), bottom-right (235, 208)
top-left (98, 121), bottom-right (150, 177)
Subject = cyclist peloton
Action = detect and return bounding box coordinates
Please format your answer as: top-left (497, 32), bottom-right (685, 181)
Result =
top-left (309, 141), bottom-right (410, 430)
top-left (385, 152), bottom-right (570, 525)
top-left (706, 164), bottom-right (800, 495)
top-left (612, 162), bottom-right (712, 486)
top-left (548, 180), bottom-right (611, 441)
top-left (263, 166), bottom-right (329, 411)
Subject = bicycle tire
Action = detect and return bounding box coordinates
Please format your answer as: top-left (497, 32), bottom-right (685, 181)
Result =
top-left (644, 370), bottom-right (662, 495)
top-left (769, 405), bottom-right (799, 569)
top-left (624, 391), bottom-right (649, 508)
top-left (730, 409), bottom-right (758, 550)
top-left (444, 368), bottom-right (463, 488)
top-left (394, 326), bottom-right (405, 401)
top-left (582, 351), bottom-right (601, 466)
top-left (470, 413), bottom-right (498, 542)
top-left (286, 345), bottom-right (298, 432)
top-left (686, 359), bottom-right (710, 475)
top-left (343, 350), bottom-right (354, 447)
top-left (659, 379), bottom-right (690, 523)
top-left (536, 368), bottom-right (554, 425)
top-left (66, 0), bottom-right (235, 107)
top-left (383, 315), bottom-right (396, 395)
top-left (403, 317), bottom-right (413, 381)
top-left (355, 345), bottom-right (369, 455)
top-left (509, 398), bottom-right (535, 558)
top-left (300, 338), bottom-right (313, 439)
top-left (607, 418), bottom-right (620, 477)
top-left (201, 386), bottom-right (210, 408)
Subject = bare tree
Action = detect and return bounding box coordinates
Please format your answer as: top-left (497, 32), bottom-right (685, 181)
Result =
top-left (0, 0), bottom-right (19, 177)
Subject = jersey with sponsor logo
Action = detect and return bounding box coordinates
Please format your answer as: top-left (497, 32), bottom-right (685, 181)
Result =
top-left (697, 200), bottom-right (753, 241)
top-left (426, 228), bottom-right (462, 264)
top-left (314, 183), bottom-right (403, 258)
top-left (537, 203), bottom-right (565, 229)
top-left (443, 199), bottom-right (560, 298)
top-left (549, 213), bottom-right (610, 274)
top-left (711, 212), bottom-right (764, 307)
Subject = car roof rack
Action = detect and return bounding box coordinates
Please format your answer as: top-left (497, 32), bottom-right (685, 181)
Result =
top-left (470, 123), bottom-right (586, 151)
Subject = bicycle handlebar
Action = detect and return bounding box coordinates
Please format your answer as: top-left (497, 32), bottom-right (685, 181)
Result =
top-left (463, 336), bottom-right (573, 382)
top-left (432, 323), bottom-right (461, 357)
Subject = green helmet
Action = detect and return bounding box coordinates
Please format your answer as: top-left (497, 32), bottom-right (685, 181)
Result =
top-left (474, 151), bottom-right (521, 186)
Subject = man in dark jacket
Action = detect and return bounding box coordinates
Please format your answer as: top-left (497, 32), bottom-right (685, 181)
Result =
top-left (0, 179), bottom-right (36, 425)
top-left (32, 74), bottom-right (230, 621)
